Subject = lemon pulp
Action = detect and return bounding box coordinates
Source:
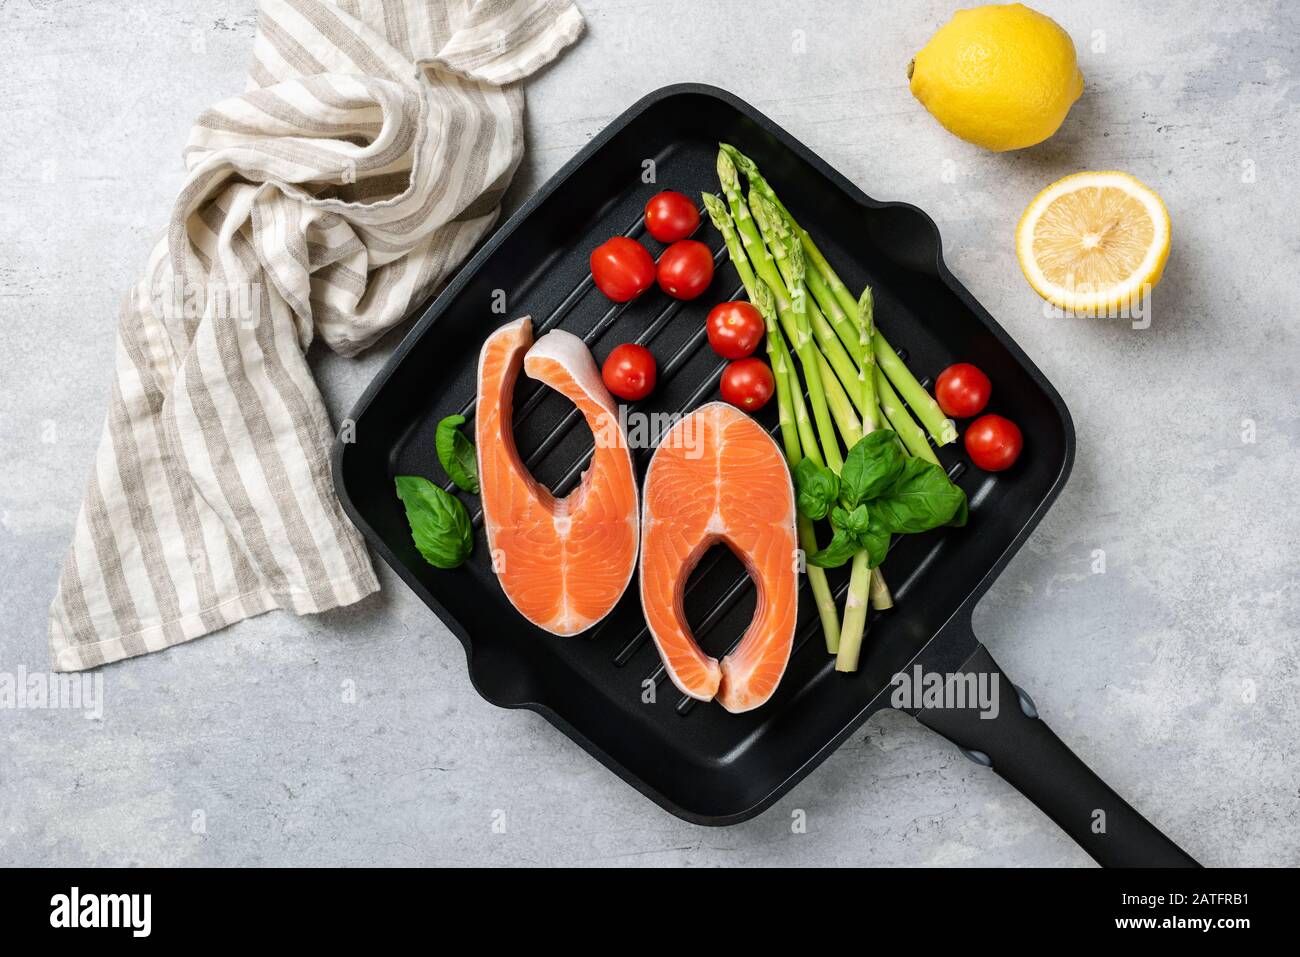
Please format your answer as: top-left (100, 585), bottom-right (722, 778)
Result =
top-left (1016, 172), bottom-right (1171, 313)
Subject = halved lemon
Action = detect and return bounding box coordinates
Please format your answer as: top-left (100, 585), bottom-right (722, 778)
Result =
top-left (1016, 171), bottom-right (1171, 315)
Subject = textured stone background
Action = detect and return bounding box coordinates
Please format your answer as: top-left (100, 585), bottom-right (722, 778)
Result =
top-left (2, 0), bottom-right (1296, 866)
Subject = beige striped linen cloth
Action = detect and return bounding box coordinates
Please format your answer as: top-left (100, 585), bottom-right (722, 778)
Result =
top-left (48, 0), bottom-right (585, 671)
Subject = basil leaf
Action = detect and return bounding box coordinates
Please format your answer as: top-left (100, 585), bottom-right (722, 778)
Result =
top-left (435, 414), bottom-right (479, 494)
top-left (395, 475), bottom-right (473, 569)
top-left (840, 429), bottom-right (904, 507)
top-left (835, 503), bottom-right (871, 536)
top-left (806, 528), bottom-right (861, 569)
top-left (871, 458), bottom-right (968, 534)
top-left (793, 458), bottom-right (840, 520)
top-left (808, 505), bottom-right (871, 569)
top-left (862, 514), bottom-right (892, 568)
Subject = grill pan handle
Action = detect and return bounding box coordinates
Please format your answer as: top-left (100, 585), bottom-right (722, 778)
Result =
top-left (915, 642), bottom-right (1200, 868)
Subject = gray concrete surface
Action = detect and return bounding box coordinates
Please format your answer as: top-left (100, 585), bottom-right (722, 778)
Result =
top-left (2, 0), bottom-right (1297, 867)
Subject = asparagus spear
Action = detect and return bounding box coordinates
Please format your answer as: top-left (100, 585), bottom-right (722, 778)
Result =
top-left (876, 366), bottom-right (939, 464)
top-left (720, 146), bottom-right (955, 670)
top-left (718, 149), bottom-right (843, 470)
top-left (742, 176), bottom-right (879, 672)
top-left (743, 153), bottom-right (904, 629)
top-left (856, 286), bottom-right (891, 612)
top-left (856, 286), bottom-right (880, 431)
top-left (834, 288), bottom-right (891, 670)
top-left (803, 260), bottom-right (859, 359)
top-left (722, 143), bottom-right (958, 446)
top-left (837, 552), bottom-right (872, 672)
top-left (722, 142), bottom-right (861, 322)
top-left (702, 194), bottom-right (818, 466)
top-left (870, 568), bottom-right (894, 610)
top-left (750, 193), bottom-right (863, 412)
top-left (754, 282), bottom-right (842, 653)
top-left (874, 336), bottom-right (959, 446)
top-left (703, 192), bottom-right (841, 653)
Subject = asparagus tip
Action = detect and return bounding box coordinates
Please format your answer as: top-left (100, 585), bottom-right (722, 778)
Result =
top-left (857, 285), bottom-right (875, 317)
top-left (701, 192), bottom-right (730, 230)
top-left (716, 148), bottom-right (738, 186)
top-left (720, 142), bottom-right (759, 178)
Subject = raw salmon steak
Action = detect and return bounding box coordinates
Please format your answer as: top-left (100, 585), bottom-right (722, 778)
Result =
top-left (640, 402), bottom-right (798, 712)
top-left (475, 317), bottom-right (639, 636)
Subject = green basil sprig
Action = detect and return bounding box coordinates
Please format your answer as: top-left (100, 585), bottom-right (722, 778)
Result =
top-left (395, 475), bottom-right (473, 569)
top-left (435, 414), bottom-right (479, 494)
top-left (803, 428), bottom-right (966, 570)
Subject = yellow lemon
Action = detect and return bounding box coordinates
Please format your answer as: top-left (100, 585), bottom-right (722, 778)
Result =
top-left (1016, 171), bottom-right (1171, 314)
top-left (909, 3), bottom-right (1084, 151)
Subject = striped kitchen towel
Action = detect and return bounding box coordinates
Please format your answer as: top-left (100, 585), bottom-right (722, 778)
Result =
top-left (48, 0), bottom-right (585, 671)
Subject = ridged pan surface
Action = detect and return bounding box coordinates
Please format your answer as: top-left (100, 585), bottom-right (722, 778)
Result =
top-left (333, 83), bottom-right (1074, 825)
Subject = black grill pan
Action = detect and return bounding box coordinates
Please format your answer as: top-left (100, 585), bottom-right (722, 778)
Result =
top-left (333, 84), bottom-right (1197, 866)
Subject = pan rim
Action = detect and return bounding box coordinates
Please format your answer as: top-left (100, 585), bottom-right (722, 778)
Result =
top-left (331, 82), bottom-right (1077, 827)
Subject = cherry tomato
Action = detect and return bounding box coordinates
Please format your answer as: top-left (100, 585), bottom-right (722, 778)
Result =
top-left (590, 237), bottom-right (655, 303)
top-left (935, 362), bottom-right (992, 418)
top-left (964, 414), bottom-right (1023, 472)
top-left (707, 301), bottom-right (765, 360)
top-left (720, 357), bottom-right (775, 412)
top-left (656, 240), bottom-right (714, 300)
top-left (644, 190), bottom-right (700, 244)
top-left (601, 343), bottom-right (657, 401)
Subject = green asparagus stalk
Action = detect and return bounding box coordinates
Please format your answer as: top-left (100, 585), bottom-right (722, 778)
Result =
top-left (754, 283), bottom-right (842, 653)
top-left (834, 288), bottom-right (888, 670)
top-left (856, 287), bottom-right (881, 432)
top-left (704, 192), bottom-right (841, 653)
top-left (722, 143), bottom-right (958, 447)
top-left (702, 194), bottom-right (821, 463)
top-left (738, 169), bottom-right (878, 671)
top-left (722, 142), bottom-right (860, 317)
top-left (855, 286), bottom-right (891, 612)
top-left (750, 193), bottom-right (864, 414)
top-left (780, 234), bottom-right (870, 465)
top-left (837, 552), bottom-right (872, 672)
top-left (721, 146), bottom-right (943, 671)
top-left (733, 149), bottom-right (938, 466)
top-left (700, 193), bottom-right (759, 300)
top-left (814, 348), bottom-right (863, 450)
top-left (873, 336), bottom-right (959, 446)
top-left (803, 258), bottom-right (862, 362)
top-left (876, 366), bottom-right (939, 465)
top-left (870, 568), bottom-right (894, 609)
top-left (718, 149), bottom-right (843, 471)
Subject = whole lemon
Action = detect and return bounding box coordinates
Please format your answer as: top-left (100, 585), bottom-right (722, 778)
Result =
top-left (909, 3), bottom-right (1084, 152)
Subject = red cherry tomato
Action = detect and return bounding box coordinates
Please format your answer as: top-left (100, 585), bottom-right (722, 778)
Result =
top-left (656, 240), bottom-right (714, 300)
top-left (707, 301), bottom-right (765, 360)
top-left (590, 237), bottom-right (655, 303)
top-left (720, 357), bottom-right (775, 412)
top-left (644, 190), bottom-right (700, 244)
top-left (964, 414), bottom-right (1023, 472)
top-left (935, 362), bottom-right (992, 418)
top-left (601, 343), bottom-right (657, 401)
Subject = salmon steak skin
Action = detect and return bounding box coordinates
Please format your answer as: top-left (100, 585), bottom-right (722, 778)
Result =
top-left (639, 402), bottom-right (798, 713)
top-left (475, 317), bottom-right (639, 636)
